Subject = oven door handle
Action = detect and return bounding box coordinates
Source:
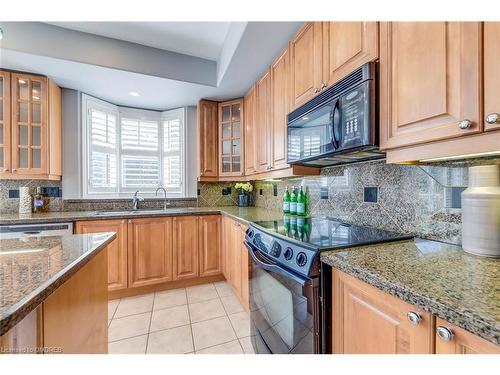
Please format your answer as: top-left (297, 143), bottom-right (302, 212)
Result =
top-left (244, 240), bottom-right (309, 286)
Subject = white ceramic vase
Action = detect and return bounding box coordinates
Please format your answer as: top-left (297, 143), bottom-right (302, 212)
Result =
top-left (461, 165), bottom-right (500, 258)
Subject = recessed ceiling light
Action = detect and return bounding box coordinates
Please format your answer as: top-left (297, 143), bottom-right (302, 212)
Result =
top-left (129, 91), bottom-right (139, 97)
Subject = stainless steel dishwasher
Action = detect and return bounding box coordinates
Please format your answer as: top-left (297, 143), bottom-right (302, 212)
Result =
top-left (0, 222), bottom-right (74, 239)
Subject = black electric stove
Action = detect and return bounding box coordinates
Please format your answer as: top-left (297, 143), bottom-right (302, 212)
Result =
top-left (244, 216), bottom-right (412, 354)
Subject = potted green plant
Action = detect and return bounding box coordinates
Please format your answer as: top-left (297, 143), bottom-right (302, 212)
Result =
top-left (235, 182), bottom-right (253, 207)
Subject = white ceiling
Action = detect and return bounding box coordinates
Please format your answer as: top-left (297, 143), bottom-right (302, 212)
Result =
top-left (0, 22), bottom-right (303, 110)
top-left (45, 22), bottom-right (232, 61)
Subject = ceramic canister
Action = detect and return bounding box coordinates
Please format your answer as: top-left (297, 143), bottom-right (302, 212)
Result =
top-left (461, 165), bottom-right (500, 258)
top-left (19, 187), bottom-right (32, 214)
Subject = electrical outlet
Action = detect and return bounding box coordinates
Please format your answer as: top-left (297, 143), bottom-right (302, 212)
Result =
top-left (8, 189), bottom-right (19, 198)
top-left (197, 189), bottom-right (200, 196)
top-left (364, 187), bottom-right (378, 203)
top-left (444, 187), bottom-right (465, 209)
top-left (273, 184), bottom-right (278, 197)
top-left (222, 187), bottom-right (231, 196)
top-left (320, 186), bottom-right (329, 199)
top-left (259, 189), bottom-right (263, 196)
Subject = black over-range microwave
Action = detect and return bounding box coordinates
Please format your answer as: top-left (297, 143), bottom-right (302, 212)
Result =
top-left (287, 62), bottom-right (384, 167)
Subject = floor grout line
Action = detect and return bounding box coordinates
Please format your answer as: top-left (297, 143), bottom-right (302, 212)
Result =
top-left (194, 338), bottom-right (243, 354)
top-left (184, 288), bottom-right (196, 354)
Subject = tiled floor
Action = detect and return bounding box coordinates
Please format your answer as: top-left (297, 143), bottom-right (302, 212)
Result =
top-left (107, 281), bottom-right (256, 354)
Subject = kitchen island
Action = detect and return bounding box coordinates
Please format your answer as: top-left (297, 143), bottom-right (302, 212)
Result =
top-left (0, 232), bottom-right (116, 354)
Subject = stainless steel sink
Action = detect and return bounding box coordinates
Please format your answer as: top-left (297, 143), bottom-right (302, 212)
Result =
top-left (93, 208), bottom-right (198, 216)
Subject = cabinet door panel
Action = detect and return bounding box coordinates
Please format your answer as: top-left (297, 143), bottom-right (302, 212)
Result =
top-left (75, 220), bottom-right (128, 291)
top-left (230, 221), bottom-right (242, 296)
top-left (199, 215), bottom-right (221, 277)
top-left (173, 216), bottom-right (199, 280)
top-left (380, 22), bottom-right (482, 150)
top-left (244, 85), bottom-right (257, 175)
top-left (11, 73), bottom-right (49, 176)
top-left (222, 216), bottom-right (231, 280)
top-left (435, 318), bottom-right (500, 354)
top-left (484, 22), bottom-right (500, 132)
top-left (323, 22), bottom-right (378, 85)
top-left (289, 22), bottom-right (323, 109)
top-left (128, 217), bottom-right (173, 287)
top-left (197, 100), bottom-right (218, 178)
top-left (256, 69), bottom-right (272, 172)
top-left (271, 47), bottom-right (290, 170)
top-left (333, 270), bottom-right (434, 354)
top-left (240, 225), bottom-right (250, 311)
top-left (218, 99), bottom-right (244, 177)
top-left (0, 71), bottom-right (11, 177)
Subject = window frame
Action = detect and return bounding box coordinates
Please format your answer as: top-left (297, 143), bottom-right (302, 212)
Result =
top-left (81, 94), bottom-right (187, 199)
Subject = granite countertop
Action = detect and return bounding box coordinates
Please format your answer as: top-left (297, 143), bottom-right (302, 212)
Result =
top-left (321, 239), bottom-right (500, 345)
top-left (0, 206), bottom-right (283, 226)
top-left (0, 232), bottom-right (116, 336)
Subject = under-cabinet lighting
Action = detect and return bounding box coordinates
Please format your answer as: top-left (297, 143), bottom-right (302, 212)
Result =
top-left (129, 91), bottom-right (140, 97)
top-left (420, 150), bottom-right (500, 162)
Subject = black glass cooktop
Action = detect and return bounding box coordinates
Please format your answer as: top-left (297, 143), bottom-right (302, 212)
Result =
top-left (253, 216), bottom-right (412, 250)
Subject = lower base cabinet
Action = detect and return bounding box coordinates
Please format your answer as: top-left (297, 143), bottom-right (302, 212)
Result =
top-left (75, 219), bottom-right (128, 291)
top-left (333, 269), bottom-right (434, 354)
top-left (435, 318), bottom-right (500, 354)
top-left (332, 269), bottom-right (500, 354)
top-left (222, 216), bottom-right (250, 311)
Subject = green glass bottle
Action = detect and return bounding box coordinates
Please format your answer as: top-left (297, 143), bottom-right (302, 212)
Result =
top-left (283, 186), bottom-right (290, 214)
top-left (289, 186), bottom-right (297, 215)
top-left (297, 186), bottom-right (306, 216)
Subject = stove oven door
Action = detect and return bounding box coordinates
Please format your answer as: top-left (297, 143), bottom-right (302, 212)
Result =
top-left (244, 241), bottom-right (320, 354)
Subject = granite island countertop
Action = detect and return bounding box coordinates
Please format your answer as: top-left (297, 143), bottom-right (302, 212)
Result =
top-left (0, 206), bottom-right (283, 226)
top-left (0, 232), bottom-right (116, 336)
top-left (321, 238), bottom-right (500, 345)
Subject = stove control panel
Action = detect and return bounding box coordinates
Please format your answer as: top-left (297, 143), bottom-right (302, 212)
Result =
top-left (247, 224), bottom-right (318, 277)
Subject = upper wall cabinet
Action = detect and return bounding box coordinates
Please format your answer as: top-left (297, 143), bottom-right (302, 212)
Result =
top-left (271, 46), bottom-right (290, 171)
top-left (484, 22), bottom-right (500, 132)
top-left (197, 100), bottom-right (219, 181)
top-left (0, 70), bottom-right (62, 180)
top-left (0, 71), bottom-right (11, 177)
top-left (289, 22), bottom-right (324, 110)
top-left (323, 22), bottom-right (378, 86)
top-left (219, 99), bottom-right (244, 177)
top-left (256, 69), bottom-right (272, 172)
top-left (379, 22), bottom-right (482, 150)
top-left (244, 85), bottom-right (257, 175)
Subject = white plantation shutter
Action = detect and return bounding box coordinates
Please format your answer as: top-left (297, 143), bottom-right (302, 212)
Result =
top-left (120, 117), bottom-right (160, 190)
top-left (163, 114), bottom-right (184, 192)
top-left (83, 95), bottom-right (186, 197)
top-left (88, 106), bottom-right (118, 193)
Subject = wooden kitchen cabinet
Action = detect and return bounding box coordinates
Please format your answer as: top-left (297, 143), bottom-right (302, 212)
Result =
top-left (483, 22), bottom-right (500, 132)
top-left (270, 46), bottom-right (290, 171)
top-left (199, 215), bottom-right (222, 277)
top-left (239, 224), bottom-right (250, 311)
top-left (219, 99), bottom-right (244, 177)
top-left (323, 22), bottom-right (378, 86)
top-left (289, 22), bottom-right (323, 109)
top-left (173, 216), bottom-right (199, 280)
top-left (244, 85), bottom-right (257, 175)
top-left (332, 269), bottom-right (434, 354)
top-left (0, 71), bottom-right (11, 178)
top-left (222, 215), bottom-right (232, 281)
top-left (435, 318), bottom-right (500, 354)
top-left (380, 22), bottom-right (482, 151)
top-left (256, 68), bottom-right (272, 172)
top-left (127, 217), bottom-right (173, 288)
top-left (229, 220), bottom-right (243, 296)
top-left (75, 219), bottom-right (128, 291)
top-left (197, 100), bottom-right (219, 180)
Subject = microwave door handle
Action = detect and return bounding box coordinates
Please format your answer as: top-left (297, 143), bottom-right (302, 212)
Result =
top-left (244, 241), bottom-right (309, 286)
top-left (330, 99), bottom-right (340, 149)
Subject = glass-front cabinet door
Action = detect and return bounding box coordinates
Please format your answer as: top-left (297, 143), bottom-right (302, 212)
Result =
top-left (0, 71), bottom-right (11, 176)
top-left (11, 73), bottom-right (48, 176)
top-left (219, 99), bottom-right (244, 176)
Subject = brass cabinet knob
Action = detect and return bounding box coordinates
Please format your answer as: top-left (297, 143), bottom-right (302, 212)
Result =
top-left (436, 326), bottom-right (454, 342)
top-left (486, 113), bottom-right (500, 124)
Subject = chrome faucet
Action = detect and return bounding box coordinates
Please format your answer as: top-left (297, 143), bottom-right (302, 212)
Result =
top-left (132, 191), bottom-right (144, 210)
top-left (156, 187), bottom-right (170, 210)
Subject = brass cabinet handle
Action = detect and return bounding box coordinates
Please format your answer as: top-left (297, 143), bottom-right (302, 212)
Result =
top-left (436, 326), bottom-right (454, 342)
top-left (486, 113), bottom-right (500, 124)
top-left (458, 119), bottom-right (472, 129)
top-left (407, 311), bottom-right (422, 325)
top-left (320, 82), bottom-right (327, 90)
